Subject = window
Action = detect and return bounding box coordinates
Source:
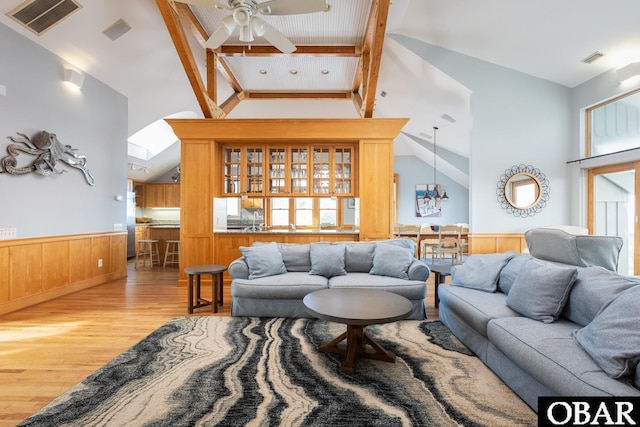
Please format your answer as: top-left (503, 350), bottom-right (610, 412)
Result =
top-left (587, 88), bottom-right (640, 158)
top-left (295, 198), bottom-right (314, 226)
top-left (319, 198), bottom-right (337, 225)
top-left (271, 198), bottom-right (289, 226)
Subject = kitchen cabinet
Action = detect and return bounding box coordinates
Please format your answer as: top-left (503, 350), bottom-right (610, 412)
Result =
top-left (222, 144), bottom-right (354, 197)
top-left (144, 183), bottom-right (180, 208)
top-left (222, 146), bottom-right (264, 196)
top-left (311, 146), bottom-right (355, 196)
top-left (133, 181), bottom-right (145, 208)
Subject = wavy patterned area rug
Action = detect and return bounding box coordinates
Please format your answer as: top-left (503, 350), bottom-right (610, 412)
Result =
top-left (20, 317), bottom-right (536, 426)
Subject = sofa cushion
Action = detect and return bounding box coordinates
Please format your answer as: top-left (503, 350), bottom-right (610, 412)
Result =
top-left (572, 285), bottom-right (640, 378)
top-left (277, 243), bottom-right (311, 272)
top-left (498, 254), bottom-right (533, 295)
top-left (562, 266), bottom-right (640, 327)
top-left (370, 243), bottom-right (413, 279)
top-left (636, 366), bottom-right (640, 390)
top-left (437, 285), bottom-right (520, 337)
top-left (231, 272), bottom-right (328, 299)
top-left (343, 242), bottom-right (375, 273)
top-left (328, 273), bottom-right (426, 300)
top-left (506, 258), bottom-right (577, 323)
top-left (488, 317), bottom-right (639, 396)
top-left (309, 242), bottom-right (346, 278)
top-left (239, 242), bottom-right (287, 279)
top-left (452, 252), bottom-right (515, 292)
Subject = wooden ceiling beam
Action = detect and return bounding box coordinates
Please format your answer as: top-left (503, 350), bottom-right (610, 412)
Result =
top-left (173, 2), bottom-right (207, 48)
top-left (243, 92), bottom-right (353, 99)
top-left (216, 57), bottom-right (243, 93)
top-left (360, 0), bottom-right (390, 118)
top-left (156, 0), bottom-right (223, 118)
top-left (217, 45), bottom-right (361, 57)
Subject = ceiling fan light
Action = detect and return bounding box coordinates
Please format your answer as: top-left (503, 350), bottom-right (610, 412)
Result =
top-left (251, 16), bottom-right (267, 37)
top-left (239, 24), bottom-right (253, 42)
top-left (233, 6), bottom-right (252, 26)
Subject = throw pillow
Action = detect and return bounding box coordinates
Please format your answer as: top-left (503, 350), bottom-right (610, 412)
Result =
top-left (370, 243), bottom-right (413, 280)
top-left (572, 285), bottom-right (640, 378)
top-left (309, 242), bottom-right (346, 278)
top-left (344, 242), bottom-right (375, 273)
top-left (506, 258), bottom-right (578, 323)
top-left (452, 252), bottom-right (516, 292)
top-left (498, 254), bottom-right (532, 295)
top-left (239, 242), bottom-right (287, 279)
top-left (277, 243), bottom-right (311, 272)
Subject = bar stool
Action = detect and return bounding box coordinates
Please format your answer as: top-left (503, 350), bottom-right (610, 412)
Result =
top-left (184, 264), bottom-right (227, 313)
top-left (163, 240), bottom-right (180, 267)
top-left (135, 239), bottom-right (160, 269)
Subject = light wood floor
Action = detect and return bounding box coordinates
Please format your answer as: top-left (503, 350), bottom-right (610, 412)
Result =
top-left (0, 260), bottom-right (442, 426)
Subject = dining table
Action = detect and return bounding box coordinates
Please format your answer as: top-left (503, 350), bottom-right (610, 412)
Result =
top-left (394, 230), bottom-right (469, 260)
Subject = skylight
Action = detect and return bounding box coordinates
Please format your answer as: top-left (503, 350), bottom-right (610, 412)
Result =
top-left (127, 111), bottom-right (197, 160)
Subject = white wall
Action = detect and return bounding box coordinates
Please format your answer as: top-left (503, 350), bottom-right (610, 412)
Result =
top-left (0, 23), bottom-right (128, 239)
top-left (390, 34), bottom-right (573, 232)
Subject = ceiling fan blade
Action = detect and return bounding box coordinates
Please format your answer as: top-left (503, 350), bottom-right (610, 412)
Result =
top-left (258, 0), bottom-right (329, 15)
top-left (173, 0), bottom-right (230, 9)
top-left (252, 17), bottom-right (296, 54)
top-left (205, 15), bottom-right (236, 49)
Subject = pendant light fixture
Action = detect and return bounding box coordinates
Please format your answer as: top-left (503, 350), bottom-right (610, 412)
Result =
top-left (432, 126), bottom-right (449, 202)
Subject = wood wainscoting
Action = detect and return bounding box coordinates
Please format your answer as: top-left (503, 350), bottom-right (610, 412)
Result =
top-left (469, 233), bottom-right (527, 255)
top-left (0, 231), bottom-right (127, 316)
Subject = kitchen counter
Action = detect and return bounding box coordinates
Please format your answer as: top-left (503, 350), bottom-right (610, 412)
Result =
top-left (146, 224), bottom-right (180, 228)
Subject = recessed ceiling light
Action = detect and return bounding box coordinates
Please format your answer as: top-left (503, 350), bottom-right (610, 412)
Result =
top-left (289, 69), bottom-right (298, 75)
top-left (259, 69), bottom-right (267, 74)
top-left (321, 69), bottom-right (329, 75)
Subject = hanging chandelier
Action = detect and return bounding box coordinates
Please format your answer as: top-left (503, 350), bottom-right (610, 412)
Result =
top-left (430, 126), bottom-right (449, 202)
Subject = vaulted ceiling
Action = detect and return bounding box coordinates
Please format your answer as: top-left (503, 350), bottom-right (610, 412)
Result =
top-left (3, 0), bottom-right (640, 182)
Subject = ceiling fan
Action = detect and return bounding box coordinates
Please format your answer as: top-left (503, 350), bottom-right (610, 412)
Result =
top-left (174, 0), bottom-right (330, 54)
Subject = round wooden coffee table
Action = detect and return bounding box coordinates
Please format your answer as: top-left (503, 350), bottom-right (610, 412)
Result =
top-left (303, 288), bottom-right (413, 373)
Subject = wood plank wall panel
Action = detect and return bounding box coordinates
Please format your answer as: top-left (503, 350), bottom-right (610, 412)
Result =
top-left (42, 241), bottom-right (70, 292)
top-left (110, 234), bottom-right (127, 275)
top-left (91, 236), bottom-right (111, 276)
top-left (0, 232), bottom-right (127, 315)
top-left (178, 140), bottom-right (213, 284)
top-left (9, 244), bottom-right (42, 300)
top-left (469, 234), bottom-right (527, 255)
top-left (69, 239), bottom-right (93, 283)
top-left (0, 247), bottom-right (8, 303)
top-left (359, 139), bottom-right (393, 241)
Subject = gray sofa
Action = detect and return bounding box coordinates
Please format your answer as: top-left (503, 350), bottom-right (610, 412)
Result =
top-left (438, 228), bottom-right (639, 412)
top-left (228, 239), bottom-right (429, 319)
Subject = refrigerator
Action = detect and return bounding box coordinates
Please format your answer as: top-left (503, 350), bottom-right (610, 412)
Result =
top-left (126, 191), bottom-right (136, 258)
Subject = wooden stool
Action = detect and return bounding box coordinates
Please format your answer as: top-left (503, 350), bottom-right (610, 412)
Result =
top-left (163, 240), bottom-right (180, 267)
top-left (184, 264), bottom-right (227, 314)
top-left (135, 239), bottom-right (160, 269)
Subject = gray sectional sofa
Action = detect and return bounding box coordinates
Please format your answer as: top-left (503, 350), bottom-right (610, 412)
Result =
top-left (438, 228), bottom-right (639, 412)
top-left (228, 239), bottom-right (429, 319)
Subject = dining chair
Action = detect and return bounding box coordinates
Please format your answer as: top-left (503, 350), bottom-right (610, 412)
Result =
top-left (437, 225), bottom-right (463, 264)
top-left (420, 224), bottom-right (440, 263)
top-left (396, 224), bottom-right (421, 258)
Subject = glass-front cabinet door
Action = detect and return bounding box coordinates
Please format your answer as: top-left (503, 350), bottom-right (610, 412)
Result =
top-left (290, 147), bottom-right (308, 195)
top-left (334, 147), bottom-right (353, 195)
top-left (311, 146), bottom-right (354, 196)
top-left (268, 147), bottom-right (287, 194)
top-left (223, 147), bottom-right (241, 195)
top-left (312, 147), bottom-right (331, 195)
top-left (245, 147), bottom-right (264, 195)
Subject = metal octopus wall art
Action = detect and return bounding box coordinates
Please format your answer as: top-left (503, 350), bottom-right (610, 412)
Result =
top-left (0, 131), bottom-right (95, 186)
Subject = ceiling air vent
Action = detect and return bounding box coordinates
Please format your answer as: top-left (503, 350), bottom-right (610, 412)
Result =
top-left (103, 19), bottom-right (131, 42)
top-left (6, 0), bottom-right (81, 35)
top-left (581, 51), bottom-right (606, 64)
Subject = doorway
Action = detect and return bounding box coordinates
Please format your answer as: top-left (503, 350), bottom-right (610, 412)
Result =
top-left (588, 163), bottom-right (638, 275)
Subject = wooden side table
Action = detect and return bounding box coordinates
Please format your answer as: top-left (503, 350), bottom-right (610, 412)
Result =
top-left (429, 264), bottom-right (452, 308)
top-left (184, 264), bottom-right (227, 314)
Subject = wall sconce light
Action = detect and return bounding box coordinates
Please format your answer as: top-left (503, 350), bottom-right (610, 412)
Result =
top-left (616, 62), bottom-right (640, 85)
top-left (63, 69), bottom-right (85, 90)
top-left (128, 162), bottom-right (148, 174)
